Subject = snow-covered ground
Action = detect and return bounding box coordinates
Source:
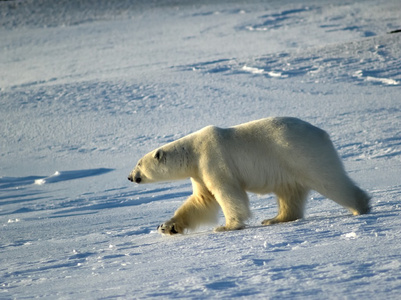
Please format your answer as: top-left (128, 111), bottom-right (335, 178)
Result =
top-left (1, 0), bottom-right (401, 298)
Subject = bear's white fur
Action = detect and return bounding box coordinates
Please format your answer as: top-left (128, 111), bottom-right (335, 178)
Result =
top-left (128, 117), bottom-right (370, 235)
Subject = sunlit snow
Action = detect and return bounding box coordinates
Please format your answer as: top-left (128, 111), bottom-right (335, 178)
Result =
top-left (1, 0), bottom-right (401, 298)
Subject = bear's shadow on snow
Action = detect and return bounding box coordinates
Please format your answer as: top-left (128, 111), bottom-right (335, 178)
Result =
top-left (51, 189), bottom-right (191, 217)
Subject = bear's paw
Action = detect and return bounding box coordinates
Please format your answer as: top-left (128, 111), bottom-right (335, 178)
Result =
top-left (157, 221), bottom-right (181, 235)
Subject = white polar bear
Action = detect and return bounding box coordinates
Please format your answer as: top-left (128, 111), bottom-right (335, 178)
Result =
top-left (128, 117), bottom-right (370, 235)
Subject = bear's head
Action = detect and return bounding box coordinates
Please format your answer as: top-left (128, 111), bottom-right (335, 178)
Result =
top-left (128, 149), bottom-right (168, 184)
top-left (128, 145), bottom-right (191, 184)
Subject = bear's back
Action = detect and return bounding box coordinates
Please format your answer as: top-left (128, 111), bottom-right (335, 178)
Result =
top-left (194, 117), bottom-right (328, 156)
top-left (198, 118), bottom-right (332, 192)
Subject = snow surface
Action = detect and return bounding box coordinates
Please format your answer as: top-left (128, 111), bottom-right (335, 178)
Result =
top-left (1, 0), bottom-right (401, 298)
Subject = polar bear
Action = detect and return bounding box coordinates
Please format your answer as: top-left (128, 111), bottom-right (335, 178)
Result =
top-left (128, 117), bottom-right (370, 235)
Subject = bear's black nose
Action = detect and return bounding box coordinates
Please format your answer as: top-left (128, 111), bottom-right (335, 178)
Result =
top-left (128, 175), bottom-right (133, 182)
top-left (135, 177), bottom-right (142, 184)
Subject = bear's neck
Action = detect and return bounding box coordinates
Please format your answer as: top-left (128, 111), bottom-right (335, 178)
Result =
top-left (165, 136), bottom-right (198, 179)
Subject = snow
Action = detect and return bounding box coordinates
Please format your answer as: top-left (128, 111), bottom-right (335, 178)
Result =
top-left (1, 0), bottom-right (401, 298)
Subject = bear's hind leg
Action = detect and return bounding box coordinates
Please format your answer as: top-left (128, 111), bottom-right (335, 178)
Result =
top-left (313, 178), bottom-right (371, 216)
top-left (262, 185), bottom-right (309, 225)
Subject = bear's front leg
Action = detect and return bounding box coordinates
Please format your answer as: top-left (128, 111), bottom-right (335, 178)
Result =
top-left (157, 188), bottom-right (220, 235)
top-left (210, 184), bottom-right (251, 232)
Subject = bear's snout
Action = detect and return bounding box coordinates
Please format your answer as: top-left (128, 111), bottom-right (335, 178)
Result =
top-left (128, 174), bottom-right (142, 184)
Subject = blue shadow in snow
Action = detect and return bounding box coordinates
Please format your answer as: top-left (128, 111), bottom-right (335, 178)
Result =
top-left (0, 176), bottom-right (44, 189)
top-left (51, 190), bottom-right (192, 216)
top-left (35, 168), bottom-right (115, 184)
top-left (0, 168), bottom-right (115, 189)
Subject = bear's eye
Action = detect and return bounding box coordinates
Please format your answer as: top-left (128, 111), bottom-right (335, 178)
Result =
top-left (137, 161), bottom-right (142, 167)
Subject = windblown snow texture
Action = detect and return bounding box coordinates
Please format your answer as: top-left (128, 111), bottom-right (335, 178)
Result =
top-left (1, 0), bottom-right (401, 298)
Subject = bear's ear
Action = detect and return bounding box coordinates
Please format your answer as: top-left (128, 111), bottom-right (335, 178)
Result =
top-left (154, 149), bottom-right (165, 162)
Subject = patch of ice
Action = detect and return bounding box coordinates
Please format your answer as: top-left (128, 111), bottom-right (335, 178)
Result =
top-left (242, 65), bottom-right (265, 74)
top-left (267, 71), bottom-right (286, 78)
top-left (353, 70), bottom-right (399, 85)
top-left (7, 219), bottom-right (20, 223)
top-left (34, 179), bottom-right (46, 185)
top-left (365, 76), bottom-right (399, 85)
top-left (342, 232), bottom-right (358, 239)
top-left (34, 171), bottom-right (60, 185)
top-left (242, 66), bottom-right (286, 78)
